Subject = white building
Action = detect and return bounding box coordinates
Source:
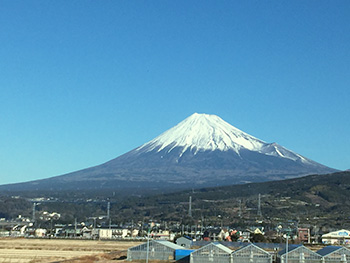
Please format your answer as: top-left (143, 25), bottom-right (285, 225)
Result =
top-left (322, 229), bottom-right (350, 245)
top-left (99, 229), bottom-right (113, 239)
top-left (35, 228), bottom-right (47, 237)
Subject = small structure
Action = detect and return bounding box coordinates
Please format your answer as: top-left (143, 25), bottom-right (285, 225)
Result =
top-left (127, 240), bottom-right (184, 261)
top-left (176, 236), bottom-right (193, 248)
top-left (298, 228), bottom-right (311, 243)
top-left (232, 243), bottom-right (272, 263)
top-left (99, 229), bottom-right (113, 239)
top-left (11, 224), bottom-right (27, 237)
top-left (190, 242), bottom-right (232, 263)
top-left (34, 228), bottom-right (47, 237)
top-left (317, 246), bottom-right (350, 262)
top-left (322, 229), bottom-right (350, 245)
top-left (278, 245), bottom-right (322, 263)
top-left (151, 229), bottom-right (171, 240)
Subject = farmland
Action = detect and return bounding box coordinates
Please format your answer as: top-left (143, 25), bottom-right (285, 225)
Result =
top-left (0, 238), bottom-right (141, 263)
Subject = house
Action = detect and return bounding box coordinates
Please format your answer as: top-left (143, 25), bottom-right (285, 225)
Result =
top-left (121, 228), bottom-right (130, 238)
top-left (322, 229), bottom-right (350, 245)
top-left (99, 228), bottom-right (113, 239)
top-left (298, 228), bottom-right (311, 243)
top-left (151, 229), bottom-right (171, 240)
top-left (56, 225), bottom-right (90, 238)
top-left (11, 224), bottom-right (27, 237)
top-left (131, 229), bottom-right (139, 237)
top-left (35, 228), bottom-right (47, 237)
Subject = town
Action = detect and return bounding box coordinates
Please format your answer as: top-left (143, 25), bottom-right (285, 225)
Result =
top-left (1, 207), bottom-right (350, 262)
top-left (1, 208), bottom-right (348, 244)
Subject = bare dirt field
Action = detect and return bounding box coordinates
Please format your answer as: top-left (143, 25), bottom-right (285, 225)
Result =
top-left (0, 238), bottom-right (142, 263)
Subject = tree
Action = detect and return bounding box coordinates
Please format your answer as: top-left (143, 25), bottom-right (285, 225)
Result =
top-left (229, 230), bottom-right (240, 242)
top-left (250, 233), bottom-right (266, 243)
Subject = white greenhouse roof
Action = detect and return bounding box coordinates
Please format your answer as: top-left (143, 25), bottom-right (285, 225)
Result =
top-left (212, 242), bottom-right (233, 254)
top-left (128, 239), bottom-right (184, 251)
top-left (156, 240), bottom-right (185, 250)
top-left (233, 243), bottom-right (270, 255)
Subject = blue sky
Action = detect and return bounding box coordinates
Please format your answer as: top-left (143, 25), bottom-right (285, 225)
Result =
top-left (1, 1), bottom-right (349, 185)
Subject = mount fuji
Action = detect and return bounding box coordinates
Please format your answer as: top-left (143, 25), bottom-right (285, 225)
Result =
top-left (1, 113), bottom-right (337, 191)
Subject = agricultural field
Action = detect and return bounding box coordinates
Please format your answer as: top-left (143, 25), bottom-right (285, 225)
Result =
top-left (0, 238), bottom-right (142, 263)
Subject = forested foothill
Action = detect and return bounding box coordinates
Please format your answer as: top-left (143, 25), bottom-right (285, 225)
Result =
top-left (1, 171), bottom-right (350, 231)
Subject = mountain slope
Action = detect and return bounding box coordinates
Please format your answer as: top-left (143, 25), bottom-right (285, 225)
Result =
top-left (109, 171), bottom-right (350, 227)
top-left (1, 113), bottom-right (337, 191)
top-left (135, 113), bottom-right (313, 163)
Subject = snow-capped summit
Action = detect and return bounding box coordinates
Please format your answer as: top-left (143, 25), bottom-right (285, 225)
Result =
top-left (137, 113), bottom-right (266, 155)
top-left (0, 113), bottom-right (337, 192)
top-left (137, 113), bottom-right (310, 164)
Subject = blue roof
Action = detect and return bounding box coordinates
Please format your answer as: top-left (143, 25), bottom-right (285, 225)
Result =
top-left (317, 246), bottom-right (343, 256)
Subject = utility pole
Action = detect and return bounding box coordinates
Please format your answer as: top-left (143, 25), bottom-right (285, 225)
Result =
top-left (146, 225), bottom-right (151, 263)
top-left (107, 201), bottom-right (110, 220)
top-left (74, 218), bottom-right (77, 238)
top-left (93, 217), bottom-right (97, 229)
top-left (286, 234), bottom-right (289, 263)
top-left (141, 219), bottom-right (144, 236)
top-left (189, 196), bottom-right (192, 217)
top-left (201, 214), bottom-right (204, 237)
top-left (238, 199), bottom-right (242, 218)
top-left (257, 194), bottom-right (262, 217)
top-left (32, 203), bottom-right (36, 224)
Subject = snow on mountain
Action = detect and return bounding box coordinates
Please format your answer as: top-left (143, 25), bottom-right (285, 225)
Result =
top-left (137, 113), bottom-right (265, 154)
top-left (0, 112), bottom-right (337, 192)
top-left (136, 113), bottom-right (310, 163)
top-left (260, 143), bottom-right (309, 163)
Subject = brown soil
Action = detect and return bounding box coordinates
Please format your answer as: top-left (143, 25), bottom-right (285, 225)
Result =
top-left (0, 237), bottom-right (142, 263)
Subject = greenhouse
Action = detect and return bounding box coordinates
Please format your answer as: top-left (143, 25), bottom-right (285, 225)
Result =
top-left (278, 245), bottom-right (322, 263)
top-left (317, 246), bottom-right (350, 262)
top-left (232, 243), bottom-right (272, 263)
top-left (190, 242), bottom-right (233, 263)
top-left (127, 240), bottom-right (184, 261)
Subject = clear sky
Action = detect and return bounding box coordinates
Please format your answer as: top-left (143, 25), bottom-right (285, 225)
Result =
top-left (1, 1), bottom-right (349, 185)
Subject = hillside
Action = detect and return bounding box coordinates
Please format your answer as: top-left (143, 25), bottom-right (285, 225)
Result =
top-left (107, 170), bottom-right (350, 229)
top-left (2, 171), bottom-right (350, 230)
